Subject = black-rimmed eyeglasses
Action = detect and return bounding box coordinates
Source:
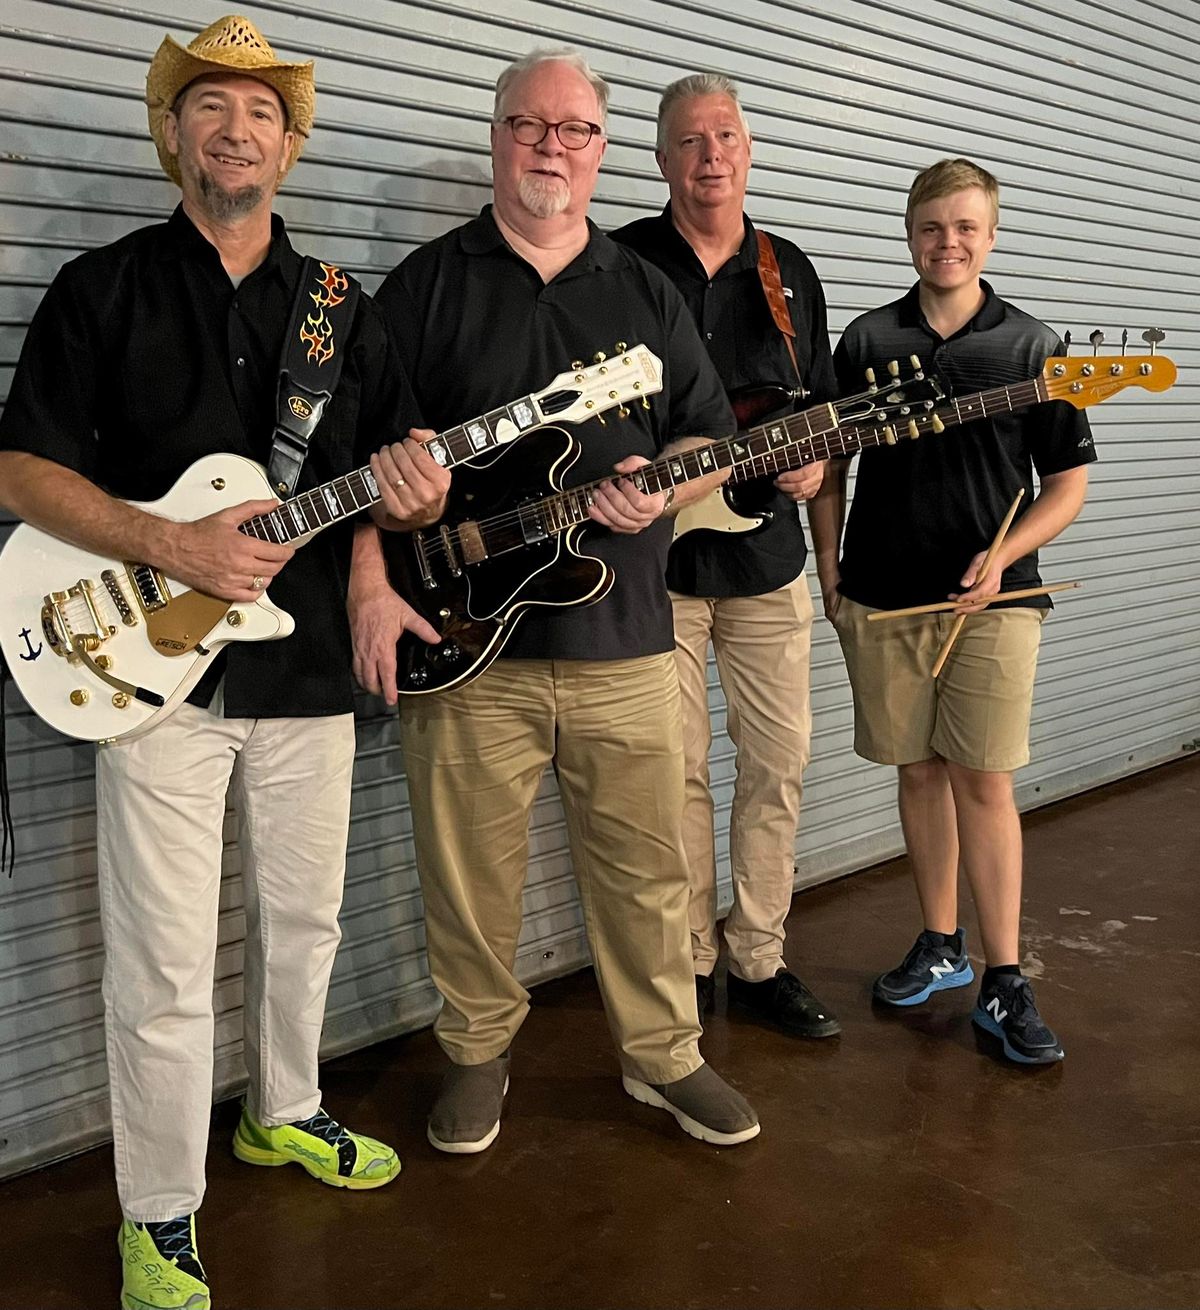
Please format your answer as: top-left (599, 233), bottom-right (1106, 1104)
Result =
top-left (499, 115), bottom-right (603, 150)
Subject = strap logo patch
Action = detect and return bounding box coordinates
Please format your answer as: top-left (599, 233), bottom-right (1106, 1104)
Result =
top-left (288, 395), bottom-right (314, 419)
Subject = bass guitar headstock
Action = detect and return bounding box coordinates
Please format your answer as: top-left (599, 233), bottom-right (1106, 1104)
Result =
top-left (1042, 354), bottom-right (1177, 408)
top-left (531, 343), bottom-right (664, 426)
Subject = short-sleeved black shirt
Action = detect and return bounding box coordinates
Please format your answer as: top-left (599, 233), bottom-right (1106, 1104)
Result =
top-left (611, 206), bottom-right (838, 597)
top-left (833, 281), bottom-right (1097, 611)
top-left (374, 206), bottom-right (735, 661)
top-left (0, 206), bottom-right (421, 717)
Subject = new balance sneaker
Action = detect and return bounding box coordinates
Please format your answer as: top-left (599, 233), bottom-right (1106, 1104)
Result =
top-left (232, 1106), bottom-right (400, 1188)
top-left (727, 968), bottom-right (841, 1038)
top-left (872, 928), bottom-right (975, 1006)
top-left (119, 1214), bottom-right (209, 1310)
top-left (622, 1063), bottom-right (760, 1146)
top-left (973, 975), bottom-right (1064, 1065)
top-left (427, 1051), bottom-right (511, 1154)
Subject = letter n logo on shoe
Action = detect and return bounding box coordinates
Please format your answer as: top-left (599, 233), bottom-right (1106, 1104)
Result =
top-left (986, 997), bottom-right (1008, 1024)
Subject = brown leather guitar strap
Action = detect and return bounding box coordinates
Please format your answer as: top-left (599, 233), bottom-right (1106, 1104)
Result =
top-left (755, 228), bottom-right (804, 391)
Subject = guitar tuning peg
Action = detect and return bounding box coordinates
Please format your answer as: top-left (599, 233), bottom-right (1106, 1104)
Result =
top-left (865, 366), bottom-right (877, 388)
top-left (593, 351), bottom-right (607, 363)
top-left (617, 405), bottom-right (630, 419)
top-left (909, 354), bottom-right (922, 372)
top-left (1141, 327), bottom-right (1166, 356)
top-left (1121, 328), bottom-right (1128, 354)
top-left (1062, 330), bottom-right (1072, 355)
top-left (887, 360), bottom-right (900, 379)
top-left (614, 341), bottom-right (627, 352)
top-left (641, 397), bottom-right (651, 410)
top-left (930, 414), bottom-right (945, 434)
top-left (595, 412), bottom-right (606, 425)
top-left (1089, 329), bottom-right (1104, 356)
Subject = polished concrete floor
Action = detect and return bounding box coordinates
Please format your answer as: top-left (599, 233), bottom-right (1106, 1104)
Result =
top-left (2, 757), bottom-right (1197, 1309)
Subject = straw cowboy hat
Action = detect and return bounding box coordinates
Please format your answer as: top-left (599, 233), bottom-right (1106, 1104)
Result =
top-left (145, 14), bottom-right (315, 187)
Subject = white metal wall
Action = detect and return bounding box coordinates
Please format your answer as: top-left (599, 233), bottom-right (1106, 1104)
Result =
top-left (1, 0), bottom-right (1196, 1177)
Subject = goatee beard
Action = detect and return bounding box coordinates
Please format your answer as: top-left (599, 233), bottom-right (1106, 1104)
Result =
top-left (518, 173), bottom-right (570, 219)
top-left (197, 169), bottom-right (266, 222)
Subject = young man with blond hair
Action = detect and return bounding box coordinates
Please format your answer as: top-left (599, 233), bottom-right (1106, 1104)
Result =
top-left (810, 157), bottom-right (1096, 1065)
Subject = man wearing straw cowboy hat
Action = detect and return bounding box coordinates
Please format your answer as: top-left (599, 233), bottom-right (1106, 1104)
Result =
top-left (0, 14), bottom-right (448, 1309)
top-left (809, 158), bottom-right (1094, 1067)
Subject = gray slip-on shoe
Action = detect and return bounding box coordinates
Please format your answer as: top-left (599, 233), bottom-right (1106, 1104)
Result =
top-left (622, 1062), bottom-right (760, 1146)
top-left (427, 1051), bottom-right (511, 1154)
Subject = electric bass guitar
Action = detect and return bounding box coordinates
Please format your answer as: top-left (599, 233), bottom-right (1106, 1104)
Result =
top-left (672, 352), bottom-right (1178, 541)
top-left (0, 347), bottom-right (663, 742)
top-left (392, 362), bottom-right (946, 694)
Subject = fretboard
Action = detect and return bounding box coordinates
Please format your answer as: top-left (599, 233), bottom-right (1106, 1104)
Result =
top-left (727, 376), bottom-right (1049, 483)
top-left (237, 394), bottom-right (548, 546)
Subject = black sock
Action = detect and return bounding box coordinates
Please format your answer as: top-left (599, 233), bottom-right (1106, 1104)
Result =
top-left (924, 927), bottom-right (963, 953)
top-left (983, 964), bottom-right (1022, 990)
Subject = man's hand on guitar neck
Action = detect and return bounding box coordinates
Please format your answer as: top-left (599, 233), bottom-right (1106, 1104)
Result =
top-left (775, 459), bottom-right (827, 503)
top-left (370, 430), bottom-right (451, 531)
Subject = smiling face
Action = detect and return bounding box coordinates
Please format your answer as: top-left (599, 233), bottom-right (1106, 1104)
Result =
top-left (490, 60), bottom-right (606, 224)
top-left (656, 93), bottom-right (751, 215)
top-left (164, 73), bottom-right (293, 222)
top-left (907, 186), bottom-right (996, 294)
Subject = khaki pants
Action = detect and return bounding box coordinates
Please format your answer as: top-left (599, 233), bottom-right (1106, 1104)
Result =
top-left (96, 702), bottom-right (355, 1220)
top-left (399, 654), bottom-right (703, 1085)
top-left (671, 576), bottom-right (814, 983)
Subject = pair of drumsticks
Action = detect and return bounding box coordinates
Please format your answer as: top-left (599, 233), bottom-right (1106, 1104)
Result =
top-left (866, 489), bottom-right (1080, 677)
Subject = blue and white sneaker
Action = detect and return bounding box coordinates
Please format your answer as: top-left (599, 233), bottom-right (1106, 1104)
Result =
top-left (872, 929), bottom-right (974, 1007)
top-left (972, 975), bottom-right (1064, 1065)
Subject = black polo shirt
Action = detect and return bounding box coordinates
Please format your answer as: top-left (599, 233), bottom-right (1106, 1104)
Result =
top-left (374, 206), bottom-right (735, 661)
top-left (833, 281), bottom-right (1097, 611)
top-left (611, 205), bottom-right (837, 597)
top-left (0, 206), bottom-right (420, 717)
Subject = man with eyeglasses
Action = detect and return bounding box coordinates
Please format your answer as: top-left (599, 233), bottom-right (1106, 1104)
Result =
top-left (348, 48), bottom-right (761, 1152)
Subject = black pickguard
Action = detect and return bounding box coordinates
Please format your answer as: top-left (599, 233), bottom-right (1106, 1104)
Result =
top-left (387, 426), bottom-right (613, 694)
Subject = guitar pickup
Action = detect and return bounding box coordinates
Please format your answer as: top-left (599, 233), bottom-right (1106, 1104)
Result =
top-left (457, 521), bottom-right (488, 565)
top-left (518, 500), bottom-right (549, 545)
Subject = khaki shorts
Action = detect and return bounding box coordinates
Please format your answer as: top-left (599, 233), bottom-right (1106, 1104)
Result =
top-left (832, 595), bottom-right (1045, 772)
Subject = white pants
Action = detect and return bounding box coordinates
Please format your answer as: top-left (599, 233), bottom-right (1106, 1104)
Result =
top-left (95, 701), bottom-right (356, 1220)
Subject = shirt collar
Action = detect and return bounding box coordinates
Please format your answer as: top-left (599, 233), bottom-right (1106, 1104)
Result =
top-left (461, 204), bottom-right (624, 275)
top-left (898, 278), bottom-right (1006, 337)
top-left (162, 205), bottom-right (295, 288)
top-left (652, 203), bottom-right (757, 278)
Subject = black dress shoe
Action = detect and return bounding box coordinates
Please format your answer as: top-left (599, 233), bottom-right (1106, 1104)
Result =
top-left (727, 968), bottom-right (841, 1038)
top-left (695, 973), bottom-right (716, 1016)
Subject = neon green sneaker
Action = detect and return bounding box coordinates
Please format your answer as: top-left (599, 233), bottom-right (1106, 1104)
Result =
top-left (119, 1215), bottom-right (210, 1310)
top-left (232, 1106), bottom-right (400, 1189)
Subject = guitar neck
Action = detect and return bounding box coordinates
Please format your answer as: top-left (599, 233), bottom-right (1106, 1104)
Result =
top-left (236, 395), bottom-right (548, 547)
top-left (729, 376), bottom-right (1050, 482)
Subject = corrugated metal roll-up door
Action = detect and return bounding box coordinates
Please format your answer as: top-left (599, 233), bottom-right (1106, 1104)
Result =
top-left (1, 0), bottom-right (1196, 1177)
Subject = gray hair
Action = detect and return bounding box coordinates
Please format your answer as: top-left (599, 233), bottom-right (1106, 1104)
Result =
top-left (493, 48), bottom-right (610, 130)
top-left (656, 73), bottom-right (750, 153)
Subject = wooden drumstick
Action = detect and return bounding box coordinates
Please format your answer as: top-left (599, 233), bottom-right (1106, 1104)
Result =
top-left (931, 488), bottom-right (1025, 679)
top-left (867, 581), bottom-right (1080, 620)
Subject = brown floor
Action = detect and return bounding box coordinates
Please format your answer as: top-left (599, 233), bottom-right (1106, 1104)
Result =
top-left (2, 757), bottom-right (1198, 1310)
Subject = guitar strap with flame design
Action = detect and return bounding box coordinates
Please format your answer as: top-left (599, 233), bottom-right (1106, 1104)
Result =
top-left (268, 257), bottom-right (361, 498)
